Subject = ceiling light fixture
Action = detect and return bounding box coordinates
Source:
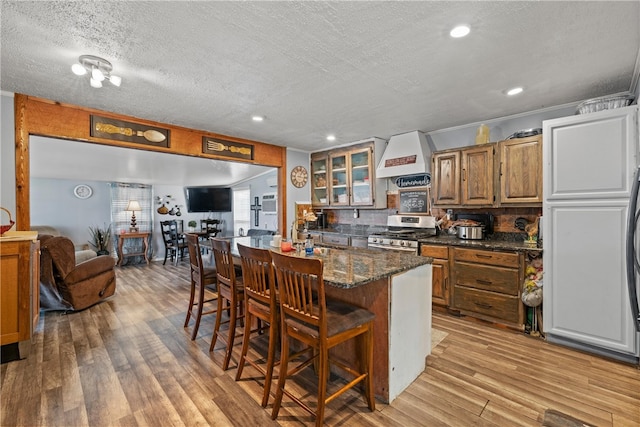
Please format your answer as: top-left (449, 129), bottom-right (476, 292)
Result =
top-left (506, 87), bottom-right (524, 96)
top-left (252, 115), bottom-right (264, 122)
top-left (72, 55), bottom-right (121, 88)
top-left (450, 25), bottom-right (470, 38)
top-left (326, 135), bottom-right (336, 142)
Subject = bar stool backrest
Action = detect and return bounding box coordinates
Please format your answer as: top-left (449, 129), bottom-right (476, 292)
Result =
top-left (270, 251), bottom-right (326, 338)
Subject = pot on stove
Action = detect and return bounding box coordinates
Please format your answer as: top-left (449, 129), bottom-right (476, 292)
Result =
top-left (456, 225), bottom-right (484, 240)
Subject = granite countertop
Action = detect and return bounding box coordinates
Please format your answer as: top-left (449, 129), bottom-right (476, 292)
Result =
top-left (229, 236), bottom-right (431, 289)
top-left (419, 233), bottom-right (542, 252)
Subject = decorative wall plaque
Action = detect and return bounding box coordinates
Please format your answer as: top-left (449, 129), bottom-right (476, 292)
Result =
top-left (202, 137), bottom-right (254, 160)
top-left (90, 115), bottom-right (170, 147)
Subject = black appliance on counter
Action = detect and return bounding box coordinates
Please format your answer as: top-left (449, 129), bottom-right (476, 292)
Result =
top-left (306, 212), bottom-right (327, 229)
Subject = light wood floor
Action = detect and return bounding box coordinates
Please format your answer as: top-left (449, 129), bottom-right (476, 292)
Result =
top-left (2, 261), bottom-right (639, 426)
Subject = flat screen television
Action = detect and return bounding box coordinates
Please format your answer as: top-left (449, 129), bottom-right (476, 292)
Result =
top-left (184, 186), bottom-right (232, 212)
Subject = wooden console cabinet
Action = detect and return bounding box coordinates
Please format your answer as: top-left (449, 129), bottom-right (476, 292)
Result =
top-left (0, 232), bottom-right (40, 349)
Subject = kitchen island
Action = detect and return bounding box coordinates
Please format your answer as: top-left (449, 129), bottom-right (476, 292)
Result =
top-left (226, 236), bottom-right (433, 403)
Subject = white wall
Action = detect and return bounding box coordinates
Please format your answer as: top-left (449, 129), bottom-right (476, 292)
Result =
top-left (1, 93), bottom-right (16, 215)
top-left (31, 178), bottom-right (112, 249)
top-left (286, 149), bottom-right (311, 237)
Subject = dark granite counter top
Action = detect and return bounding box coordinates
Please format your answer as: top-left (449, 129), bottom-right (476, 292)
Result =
top-left (418, 234), bottom-right (542, 252)
top-left (228, 236), bottom-right (431, 289)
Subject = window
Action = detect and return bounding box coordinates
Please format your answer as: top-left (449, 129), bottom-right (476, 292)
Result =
top-left (110, 183), bottom-right (153, 263)
top-left (233, 187), bottom-right (250, 236)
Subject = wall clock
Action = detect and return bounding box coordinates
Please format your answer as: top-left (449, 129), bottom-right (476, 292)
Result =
top-left (73, 184), bottom-right (93, 199)
top-left (290, 165), bottom-right (308, 188)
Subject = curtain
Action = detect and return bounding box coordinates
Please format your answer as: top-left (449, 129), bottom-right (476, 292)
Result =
top-left (233, 187), bottom-right (250, 236)
top-left (110, 182), bottom-right (153, 264)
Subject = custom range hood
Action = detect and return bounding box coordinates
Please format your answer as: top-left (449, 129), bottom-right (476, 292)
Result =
top-left (376, 130), bottom-right (431, 178)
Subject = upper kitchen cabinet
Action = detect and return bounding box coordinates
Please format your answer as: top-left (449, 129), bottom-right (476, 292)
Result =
top-left (432, 144), bottom-right (494, 207)
top-left (432, 150), bottom-right (461, 205)
top-left (461, 144), bottom-right (494, 205)
top-left (310, 154), bottom-right (329, 207)
top-left (311, 138), bottom-right (387, 209)
top-left (497, 135), bottom-right (542, 205)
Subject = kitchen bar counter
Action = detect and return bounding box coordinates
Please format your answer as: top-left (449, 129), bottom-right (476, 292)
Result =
top-left (225, 235), bottom-right (432, 403)
top-left (230, 236), bottom-right (430, 289)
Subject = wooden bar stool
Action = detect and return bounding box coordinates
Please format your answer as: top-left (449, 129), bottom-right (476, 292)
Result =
top-left (270, 251), bottom-right (375, 426)
top-left (209, 238), bottom-right (245, 370)
top-left (184, 233), bottom-right (218, 340)
top-left (235, 244), bottom-right (279, 407)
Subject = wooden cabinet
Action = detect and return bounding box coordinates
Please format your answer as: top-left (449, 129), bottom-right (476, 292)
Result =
top-left (461, 144), bottom-right (494, 205)
top-left (420, 244), bottom-right (449, 307)
top-left (432, 150), bottom-right (461, 205)
top-left (310, 154), bottom-right (329, 207)
top-left (1, 235), bottom-right (40, 347)
top-left (432, 135), bottom-right (541, 207)
top-left (451, 247), bottom-right (523, 327)
top-left (433, 144), bottom-right (494, 207)
top-left (497, 135), bottom-right (542, 205)
top-left (311, 138), bottom-right (387, 209)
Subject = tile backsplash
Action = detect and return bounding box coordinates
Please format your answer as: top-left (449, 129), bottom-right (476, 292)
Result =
top-left (316, 193), bottom-right (541, 233)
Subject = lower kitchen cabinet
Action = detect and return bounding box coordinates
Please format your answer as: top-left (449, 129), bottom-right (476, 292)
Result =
top-left (451, 247), bottom-right (524, 327)
top-left (420, 244), bottom-right (449, 307)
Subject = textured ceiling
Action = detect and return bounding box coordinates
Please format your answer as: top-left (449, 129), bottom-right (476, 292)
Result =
top-left (2, 1), bottom-right (640, 185)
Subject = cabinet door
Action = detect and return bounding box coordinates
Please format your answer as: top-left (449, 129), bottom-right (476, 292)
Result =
top-left (0, 241), bottom-right (32, 345)
top-left (431, 259), bottom-right (449, 307)
top-left (498, 136), bottom-right (542, 205)
top-left (349, 146), bottom-right (374, 206)
top-left (420, 244), bottom-right (450, 307)
top-left (432, 151), bottom-right (461, 205)
top-left (461, 144), bottom-right (494, 205)
top-left (311, 154), bottom-right (329, 206)
top-left (329, 152), bottom-right (349, 206)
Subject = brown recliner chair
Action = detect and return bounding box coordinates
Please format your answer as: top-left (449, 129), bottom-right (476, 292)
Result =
top-left (39, 235), bottom-right (116, 311)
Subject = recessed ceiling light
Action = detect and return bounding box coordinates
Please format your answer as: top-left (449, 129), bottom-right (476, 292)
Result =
top-left (252, 115), bottom-right (264, 122)
top-left (506, 87), bottom-right (524, 96)
top-left (450, 25), bottom-right (470, 38)
top-left (326, 135), bottom-right (336, 142)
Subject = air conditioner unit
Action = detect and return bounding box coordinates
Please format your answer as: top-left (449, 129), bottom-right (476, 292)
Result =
top-left (262, 193), bottom-right (277, 214)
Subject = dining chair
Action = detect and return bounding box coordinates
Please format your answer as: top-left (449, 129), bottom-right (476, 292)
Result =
top-left (209, 237), bottom-right (245, 370)
top-left (235, 243), bottom-right (279, 407)
top-left (184, 233), bottom-right (218, 340)
top-left (160, 220), bottom-right (187, 265)
top-left (269, 251), bottom-right (375, 426)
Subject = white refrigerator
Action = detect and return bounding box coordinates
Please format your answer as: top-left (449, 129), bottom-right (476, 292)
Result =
top-left (543, 104), bottom-right (640, 365)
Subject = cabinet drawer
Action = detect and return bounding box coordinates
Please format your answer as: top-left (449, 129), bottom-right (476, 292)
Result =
top-left (322, 233), bottom-right (350, 246)
top-left (350, 236), bottom-right (368, 248)
top-left (420, 244), bottom-right (449, 259)
top-left (454, 263), bottom-right (519, 295)
top-left (453, 286), bottom-right (520, 324)
top-left (453, 247), bottom-right (519, 267)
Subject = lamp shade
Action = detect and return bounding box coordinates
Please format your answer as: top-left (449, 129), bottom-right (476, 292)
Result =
top-left (126, 200), bottom-right (142, 212)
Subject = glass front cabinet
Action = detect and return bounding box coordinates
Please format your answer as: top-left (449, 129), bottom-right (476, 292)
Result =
top-left (311, 154), bottom-right (329, 207)
top-left (311, 138), bottom-right (387, 209)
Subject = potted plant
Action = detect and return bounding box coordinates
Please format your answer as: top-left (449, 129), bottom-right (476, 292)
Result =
top-left (187, 220), bottom-right (197, 232)
top-left (88, 224), bottom-right (112, 255)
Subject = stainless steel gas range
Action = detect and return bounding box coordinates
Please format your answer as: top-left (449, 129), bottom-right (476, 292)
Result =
top-left (367, 215), bottom-right (437, 254)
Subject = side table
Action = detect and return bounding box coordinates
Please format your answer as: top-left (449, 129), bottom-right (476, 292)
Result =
top-left (117, 231), bottom-right (150, 267)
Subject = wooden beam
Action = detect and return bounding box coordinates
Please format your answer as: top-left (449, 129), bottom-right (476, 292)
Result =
top-left (13, 94), bottom-right (288, 235)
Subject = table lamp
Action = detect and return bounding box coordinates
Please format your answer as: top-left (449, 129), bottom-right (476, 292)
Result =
top-left (126, 200), bottom-right (142, 232)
